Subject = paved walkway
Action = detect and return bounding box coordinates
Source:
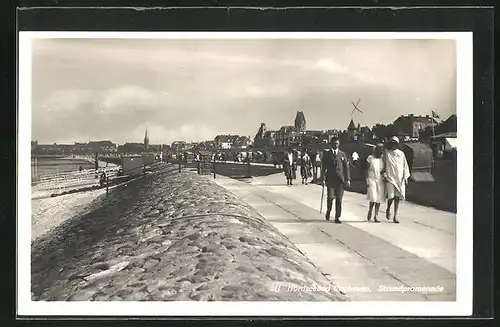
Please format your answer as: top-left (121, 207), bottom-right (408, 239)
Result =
top-left (207, 173), bottom-right (456, 301)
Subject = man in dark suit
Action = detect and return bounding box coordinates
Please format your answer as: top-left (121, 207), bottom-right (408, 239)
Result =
top-left (321, 136), bottom-right (351, 223)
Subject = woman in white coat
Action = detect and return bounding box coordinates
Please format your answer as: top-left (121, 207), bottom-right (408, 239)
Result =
top-left (365, 144), bottom-right (385, 222)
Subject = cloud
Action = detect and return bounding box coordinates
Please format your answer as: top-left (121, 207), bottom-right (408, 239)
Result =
top-left (31, 38), bottom-right (457, 144)
top-left (102, 86), bottom-right (165, 112)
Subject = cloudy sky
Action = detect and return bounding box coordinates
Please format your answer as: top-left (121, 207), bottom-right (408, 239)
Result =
top-left (31, 37), bottom-right (456, 145)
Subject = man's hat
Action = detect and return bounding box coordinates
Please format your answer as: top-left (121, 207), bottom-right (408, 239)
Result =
top-left (390, 136), bottom-right (400, 143)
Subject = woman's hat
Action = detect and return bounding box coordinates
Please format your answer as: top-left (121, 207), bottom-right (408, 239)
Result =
top-left (390, 136), bottom-right (400, 143)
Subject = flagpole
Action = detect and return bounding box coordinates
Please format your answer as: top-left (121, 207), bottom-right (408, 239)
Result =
top-left (160, 130), bottom-right (164, 163)
top-left (431, 110), bottom-right (435, 137)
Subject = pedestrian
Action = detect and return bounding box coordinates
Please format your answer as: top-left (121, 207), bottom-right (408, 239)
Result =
top-left (321, 136), bottom-right (351, 223)
top-left (99, 171), bottom-right (107, 188)
top-left (382, 136), bottom-right (410, 224)
top-left (283, 147), bottom-right (297, 185)
top-left (365, 144), bottom-right (385, 223)
top-left (300, 150), bottom-right (312, 185)
top-left (314, 151), bottom-right (321, 182)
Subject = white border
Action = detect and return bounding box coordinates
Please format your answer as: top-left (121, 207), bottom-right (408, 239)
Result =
top-left (18, 32), bottom-right (473, 317)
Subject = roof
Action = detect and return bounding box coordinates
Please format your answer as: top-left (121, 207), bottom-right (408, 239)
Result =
top-left (394, 114), bottom-right (438, 124)
top-left (89, 140), bottom-right (114, 146)
top-left (430, 132), bottom-right (457, 139)
top-left (347, 119), bottom-right (356, 130)
top-left (445, 114), bottom-right (457, 123)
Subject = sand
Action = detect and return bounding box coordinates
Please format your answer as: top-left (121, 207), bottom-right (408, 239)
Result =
top-left (31, 188), bottom-right (107, 241)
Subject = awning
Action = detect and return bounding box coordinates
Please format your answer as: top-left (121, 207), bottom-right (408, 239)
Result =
top-left (445, 138), bottom-right (457, 150)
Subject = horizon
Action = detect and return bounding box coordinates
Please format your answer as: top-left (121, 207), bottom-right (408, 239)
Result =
top-left (32, 38), bottom-right (457, 145)
top-left (31, 111), bottom-right (455, 146)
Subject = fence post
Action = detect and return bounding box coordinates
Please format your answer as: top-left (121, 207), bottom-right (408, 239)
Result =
top-left (197, 160), bottom-right (201, 175)
top-left (178, 160), bottom-right (182, 173)
top-left (106, 175), bottom-right (109, 195)
top-left (213, 154), bottom-right (216, 179)
top-left (246, 152), bottom-right (251, 178)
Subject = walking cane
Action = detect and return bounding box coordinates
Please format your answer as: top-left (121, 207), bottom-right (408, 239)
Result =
top-left (320, 181), bottom-right (325, 213)
top-left (319, 161), bottom-right (324, 213)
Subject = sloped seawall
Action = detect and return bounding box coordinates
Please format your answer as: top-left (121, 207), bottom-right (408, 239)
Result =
top-left (31, 164), bottom-right (348, 301)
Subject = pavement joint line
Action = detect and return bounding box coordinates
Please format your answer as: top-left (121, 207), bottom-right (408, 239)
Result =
top-left (412, 220), bottom-right (454, 235)
top-left (330, 236), bottom-right (432, 300)
top-left (209, 174), bottom-right (455, 300)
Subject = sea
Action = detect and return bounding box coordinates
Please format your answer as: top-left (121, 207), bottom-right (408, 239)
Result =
top-left (31, 157), bottom-right (95, 181)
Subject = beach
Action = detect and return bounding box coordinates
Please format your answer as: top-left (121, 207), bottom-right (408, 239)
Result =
top-left (31, 188), bottom-right (107, 241)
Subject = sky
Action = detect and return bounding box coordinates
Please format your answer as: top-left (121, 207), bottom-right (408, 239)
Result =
top-left (31, 37), bottom-right (457, 145)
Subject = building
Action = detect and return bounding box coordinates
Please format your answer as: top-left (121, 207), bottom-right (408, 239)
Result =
top-left (357, 126), bottom-right (374, 143)
top-left (294, 111), bottom-right (307, 133)
top-left (274, 126), bottom-right (301, 148)
top-left (429, 132), bottom-right (457, 159)
top-left (253, 123), bottom-right (267, 146)
top-left (32, 143), bottom-right (75, 155)
top-left (197, 140), bottom-right (216, 150)
top-left (171, 141), bottom-right (187, 152)
top-left (233, 136), bottom-right (253, 148)
top-left (441, 114), bottom-right (457, 133)
top-left (88, 140), bottom-right (117, 153)
top-left (118, 142), bottom-right (144, 154)
top-left (184, 142), bottom-right (198, 151)
top-left (214, 134), bottom-right (240, 149)
top-left (347, 119), bottom-right (357, 140)
top-left (392, 114), bottom-right (438, 138)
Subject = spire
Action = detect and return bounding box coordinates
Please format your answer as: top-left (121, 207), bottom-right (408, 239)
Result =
top-left (144, 126), bottom-right (149, 151)
top-left (347, 119), bottom-right (356, 130)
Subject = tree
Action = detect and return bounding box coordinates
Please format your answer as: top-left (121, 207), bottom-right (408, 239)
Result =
top-left (371, 123), bottom-right (397, 141)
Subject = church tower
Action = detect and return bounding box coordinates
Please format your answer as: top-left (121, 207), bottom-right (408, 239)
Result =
top-left (294, 111), bottom-right (306, 132)
top-left (144, 127), bottom-right (149, 152)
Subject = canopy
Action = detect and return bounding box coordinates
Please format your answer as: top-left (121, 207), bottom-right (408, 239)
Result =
top-left (445, 137), bottom-right (457, 150)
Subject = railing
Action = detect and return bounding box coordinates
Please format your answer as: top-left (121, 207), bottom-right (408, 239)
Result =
top-left (39, 167), bottom-right (119, 182)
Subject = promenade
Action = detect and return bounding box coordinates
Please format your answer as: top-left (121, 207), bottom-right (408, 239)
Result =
top-left (209, 172), bottom-right (456, 301)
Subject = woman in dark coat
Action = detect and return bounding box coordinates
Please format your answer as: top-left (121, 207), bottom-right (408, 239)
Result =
top-left (283, 148), bottom-right (297, 185)
top-left (300, 150), bottom-right (313, 184)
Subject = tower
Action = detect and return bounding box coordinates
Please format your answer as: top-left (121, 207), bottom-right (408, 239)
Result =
top-left (294, 111), bottom-right (306, 132)
top-left (144, 127), bottom-right (149, 151)
top-left (347, 119), bottom-right (357, 140)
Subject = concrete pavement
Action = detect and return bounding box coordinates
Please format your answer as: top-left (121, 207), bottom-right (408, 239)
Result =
top-left (207, 172), bottom-right (456, 301)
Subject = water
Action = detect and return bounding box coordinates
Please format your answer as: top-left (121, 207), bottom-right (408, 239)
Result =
top-left (31, 157), bottom-right (95, 181)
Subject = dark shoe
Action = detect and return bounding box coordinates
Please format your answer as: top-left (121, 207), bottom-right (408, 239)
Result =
top-left (334, 218), bottom-right (342, 224)
top-left (386, 212), bottom-right (391, 220)
top-left (367, 213), bottom-right (372, 221)
top-left (325, 212), bottom-right (330, 221)
top-left (393, 218), bottom-right (400, 224)
top-left (373, 217), bottom-right (380, 223)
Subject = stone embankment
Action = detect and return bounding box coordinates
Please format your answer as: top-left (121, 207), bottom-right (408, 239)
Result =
top-left (32, 164), bottom-right (348, 301)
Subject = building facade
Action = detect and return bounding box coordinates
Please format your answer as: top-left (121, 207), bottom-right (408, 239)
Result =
top-left (392, 114), bottom-right (438, 138)
top-left (214, 134), bottom-right (242, 149)
top-left (274, 126), bottom-right (301, 148)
